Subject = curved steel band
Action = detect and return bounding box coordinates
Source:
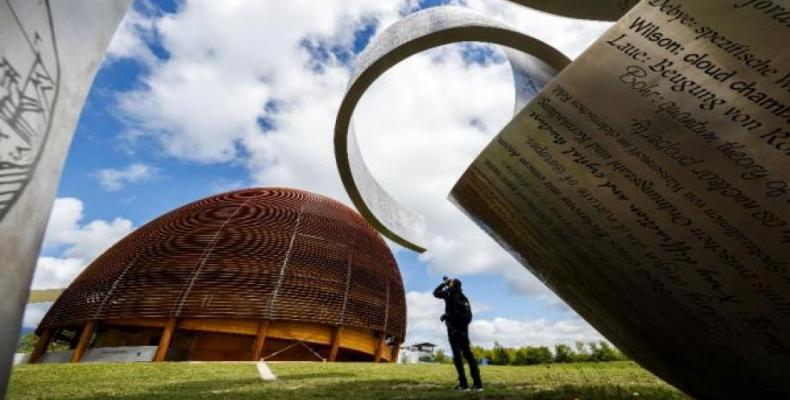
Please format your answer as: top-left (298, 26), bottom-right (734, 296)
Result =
top-left (334, 7), bottom-right (571, 252)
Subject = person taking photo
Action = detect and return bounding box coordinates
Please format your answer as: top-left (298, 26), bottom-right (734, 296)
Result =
top-left (433, 276), bottom-right (483, 391)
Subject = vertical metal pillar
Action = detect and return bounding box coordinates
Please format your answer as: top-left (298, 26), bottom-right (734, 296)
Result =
top-left (374, 333), bottom-right (386, 362)
top-left (29, 329), bottom-right (53, 364)
top-left (328, 326), bottom-right (344, 361)
top-left (251, 320), bottom-right (270, 361)
top-left (0, 1), bottom-right (131, 394)
top-left (154, 318), bottom-right (177, 362)
top-left (70, 321), bottom-right (96, 363)
top-left (391, 342), bottom-right (401, 364)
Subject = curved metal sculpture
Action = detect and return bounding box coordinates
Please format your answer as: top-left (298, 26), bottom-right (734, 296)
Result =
top-left (334, 7), bottom-right (571, 252)
top-left (336, 2), bottom-right (790, 398)
top-left (0, 0), bottom-right (131, 394)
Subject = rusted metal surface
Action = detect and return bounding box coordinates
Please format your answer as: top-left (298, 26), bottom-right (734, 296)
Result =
top-left (38, 188), bottom-right (406, 344)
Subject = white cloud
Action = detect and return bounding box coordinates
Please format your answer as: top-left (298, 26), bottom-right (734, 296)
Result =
top-left (209, 178), bottom-right (247, 193)
top-left (352, 42), bottom-right (569, 300)
top-left (344, 2), bottom-right (610, 299)
top-left (31, 258), bottom-right (87, 290)
top-left (110, 1), bottom-right (611, 333)
top-left (405, 290), bottom-right (601, 349)
top-left (116, 0), bottom-right (403, 166)
top-left (92, 162), bottom-right (159, 191)
top-left (42, 197), bottom-right (83, 246)
top-left (106, 5), bottom-right (160, 66)
top-left (22, 302), bottom-right (53, 329)
top-left (463, 0), bottom-right (612, 59)
top-left (24, 197), bottom-right (134, 328)
top-left (470, 317), bottom-right (602, 348)
top-left (34, 198), bottom-right (134, 289)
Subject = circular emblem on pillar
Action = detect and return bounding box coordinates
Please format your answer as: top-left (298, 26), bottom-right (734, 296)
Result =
top-left (0, 1), bottom-right (61, 222)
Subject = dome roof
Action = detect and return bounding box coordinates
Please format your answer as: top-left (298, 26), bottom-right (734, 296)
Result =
top-left (39, 188), bottom-right (406, 341)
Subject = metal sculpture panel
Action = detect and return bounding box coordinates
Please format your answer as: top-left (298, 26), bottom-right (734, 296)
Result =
top-left (337, 1), bottom-right (789, 398)
top-left (450, 1), bottom-right (788, 398)
top-left (0, 0), bottom-right (58, 221)
top-left (0, 1), bottom-right (130, 393)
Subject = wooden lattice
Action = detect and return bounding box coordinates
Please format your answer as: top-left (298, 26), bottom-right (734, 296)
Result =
top-left (38, 188), bottom-right (406, 342)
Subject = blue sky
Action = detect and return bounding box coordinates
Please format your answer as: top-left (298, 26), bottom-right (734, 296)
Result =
top-left (26, 0), bottom-right (612, 348)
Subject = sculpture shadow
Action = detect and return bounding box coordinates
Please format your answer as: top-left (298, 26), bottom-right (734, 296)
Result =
top-left (59, 378), bottom-right (686, 400)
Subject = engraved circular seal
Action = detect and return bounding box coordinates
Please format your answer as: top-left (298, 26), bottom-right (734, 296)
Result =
top-left (0, 1), bottom-right (60, 222)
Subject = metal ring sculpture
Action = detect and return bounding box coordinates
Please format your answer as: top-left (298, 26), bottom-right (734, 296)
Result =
top-left (334, 7), bottom-right (571, 252)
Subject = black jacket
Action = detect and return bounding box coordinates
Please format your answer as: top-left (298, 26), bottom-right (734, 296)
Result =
top-left (433, 282), bottom-right (472, 328)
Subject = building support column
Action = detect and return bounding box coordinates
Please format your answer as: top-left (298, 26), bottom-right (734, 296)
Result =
top-left (29, 329), bottom-right (53, 364)
top-left (251, 320), bottom-right (270, 361)
top-left (374, 333), bottom-right (386, 362)
top-left (154, 318), bottom-right (177, 362)
top-left (391, 342), bottom-right (401, 363)
top-left (328, 326), bottom-right (344, 362)
top-left (70, 321), bottom-right (96, 363)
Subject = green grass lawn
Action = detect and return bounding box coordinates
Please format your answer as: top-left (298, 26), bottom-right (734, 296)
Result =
top-left (8, 361), bottom-right (688, 399)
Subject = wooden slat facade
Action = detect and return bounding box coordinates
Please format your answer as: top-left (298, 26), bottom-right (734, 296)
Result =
top-left (35, 188), bottom-right (405, 362)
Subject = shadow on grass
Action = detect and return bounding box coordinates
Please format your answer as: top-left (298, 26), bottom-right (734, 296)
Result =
top-left (57, 378), bottom-right (686, 400)
top-left (278, 372), bottom-right (357, 380)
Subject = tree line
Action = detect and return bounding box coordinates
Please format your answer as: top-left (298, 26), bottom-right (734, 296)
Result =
top-left (422, 341), bottom-right (627, 365)
top-left (16, 332), bottom-right (68, 353)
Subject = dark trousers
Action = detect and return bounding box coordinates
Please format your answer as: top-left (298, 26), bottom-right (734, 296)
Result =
top-left (447, 324), bottom-right (482, 388)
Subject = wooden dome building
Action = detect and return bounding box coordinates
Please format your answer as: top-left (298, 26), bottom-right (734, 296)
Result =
top-left (33, 188), bottom-right (406, 363)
